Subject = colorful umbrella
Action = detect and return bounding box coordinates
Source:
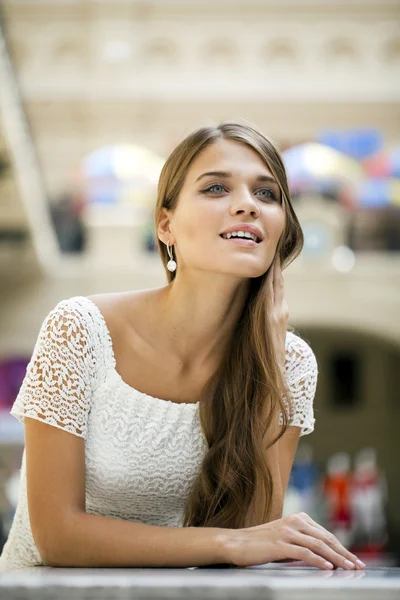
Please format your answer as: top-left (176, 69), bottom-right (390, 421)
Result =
top-left (282, 143), bottom-right (365, 204)
top-left (339, 178), bottom-right (400, 210)
top-left (317, 129), bottom-right (383, 160)
top-left (362, 146), bottom-right (400, 179)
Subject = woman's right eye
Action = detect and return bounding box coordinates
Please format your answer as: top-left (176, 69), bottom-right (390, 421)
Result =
top-left (202, 184), bottom-right (226, 194)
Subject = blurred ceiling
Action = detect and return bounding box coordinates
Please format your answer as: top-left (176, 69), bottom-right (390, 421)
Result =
top-left (1, 0), bottom-right (399, 202)
top-left (0, 0), bottom-right (399, 285)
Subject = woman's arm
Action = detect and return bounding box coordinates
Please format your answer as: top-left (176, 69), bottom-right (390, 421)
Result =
top-left (276, 425), bottom-right (301, 500)
top-left (15, 299), bottom-right (227, 568)
top-left (45, 514), bottom-right (227, 568)
top-left (25, 413), bottom-right (362, 571)
top-left (25, 417), bottom-right (228, 568)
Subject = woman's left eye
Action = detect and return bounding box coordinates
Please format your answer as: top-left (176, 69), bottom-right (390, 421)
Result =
top-left (203, 184), bottom-right (226, 194)
top-left (257, 188), bottom-right (278, 201)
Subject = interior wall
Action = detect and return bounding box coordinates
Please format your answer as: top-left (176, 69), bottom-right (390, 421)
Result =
top-left (298, 326), bottom-right (400, 537)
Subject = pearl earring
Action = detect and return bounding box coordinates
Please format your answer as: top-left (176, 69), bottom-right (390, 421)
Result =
top-left (167, 240), bottom-right (177, 272)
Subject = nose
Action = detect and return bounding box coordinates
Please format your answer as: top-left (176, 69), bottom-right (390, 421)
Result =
top-left (230, 187), bottom-right (261, 218)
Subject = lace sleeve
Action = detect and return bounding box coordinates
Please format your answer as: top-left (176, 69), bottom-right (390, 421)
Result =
top-left (10, 299), bottom-right (97, 439)
top-left (281, 333), bottom-right (319, 436)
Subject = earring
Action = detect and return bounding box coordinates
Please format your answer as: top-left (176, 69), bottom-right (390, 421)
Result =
top-left (167, 240), bottom-right (177, 272)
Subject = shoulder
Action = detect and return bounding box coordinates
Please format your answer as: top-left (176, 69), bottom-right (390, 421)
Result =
top-left (45, 292), bottom-right (137, 332)
top-left (34, 296), bottom-right (110, 360)
top-left (41, 295), bottom-right (106, 340)
top-left (284, 331), bottom-right (318, 384)
top-left (35, 293), bottom-right (140, 386)
top-left (36, 293), bottom-right (134, 359)
top-left (87, 290), bottom-right (134, 319)
top-left (86, 290), bottom-right (143, 339)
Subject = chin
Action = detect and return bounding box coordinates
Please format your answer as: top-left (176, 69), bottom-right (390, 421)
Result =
top-left (226, 266), bottom-right (268, 279)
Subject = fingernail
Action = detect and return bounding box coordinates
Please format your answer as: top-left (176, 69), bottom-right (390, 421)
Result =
top-left (344, 559), bottom-right (355, 569)
top-left (324, 561), bottom-right (334, 569)
top-left (356, 559), bottom-right (366, 568)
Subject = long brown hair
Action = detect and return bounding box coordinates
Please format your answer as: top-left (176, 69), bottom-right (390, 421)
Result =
top-left (154, 122), bottom-right (304, 529)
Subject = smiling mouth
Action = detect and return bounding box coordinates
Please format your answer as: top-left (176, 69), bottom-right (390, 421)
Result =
top-left (219, 234), bottom-right (262, 244)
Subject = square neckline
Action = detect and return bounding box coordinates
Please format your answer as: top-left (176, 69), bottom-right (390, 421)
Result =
top-left (82, 295), bottom-right (200, 409)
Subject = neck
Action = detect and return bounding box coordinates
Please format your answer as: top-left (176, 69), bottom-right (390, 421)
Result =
top-left (154, 269), bottom-right (251, 372)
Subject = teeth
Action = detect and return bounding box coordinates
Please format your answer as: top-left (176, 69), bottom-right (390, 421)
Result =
top-left (222, 231), bottom-right (259, 242)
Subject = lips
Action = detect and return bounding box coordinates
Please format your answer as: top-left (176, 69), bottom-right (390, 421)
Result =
top-left (220, 233), bottom-right (261, 243)
top-left (219, 224), bottom-right (264, 241)
top-left (220, 235), bottom-right (259, 247)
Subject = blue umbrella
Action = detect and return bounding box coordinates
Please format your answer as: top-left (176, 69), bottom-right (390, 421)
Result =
top-left (283, 143), bottom-right (365, 203)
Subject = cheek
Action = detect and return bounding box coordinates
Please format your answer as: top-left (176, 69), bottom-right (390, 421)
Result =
top-left (173, 213), bottom-right (204, 260)
top-left (176, 204), bottom-right (219, 245)
top-left (178, 214), bottom-right (200, 245)
top-left (266, 208), bottom-right (286, 241)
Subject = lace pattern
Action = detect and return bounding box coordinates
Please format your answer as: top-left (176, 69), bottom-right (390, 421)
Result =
top-left (0, 296), bottom-right (318, 572)
top-left (280, 332), bottom-right (318, 434)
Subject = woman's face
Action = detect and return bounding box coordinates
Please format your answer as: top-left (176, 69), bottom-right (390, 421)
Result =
top-left (164, 138), bottom-right (286, 279)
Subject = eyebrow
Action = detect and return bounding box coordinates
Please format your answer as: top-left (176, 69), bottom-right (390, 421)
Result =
top-left (195, 170), bottom-right (279, 186)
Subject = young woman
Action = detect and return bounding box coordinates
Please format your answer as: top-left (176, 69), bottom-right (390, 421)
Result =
top-left (0, 122), bottom-right (365, 572)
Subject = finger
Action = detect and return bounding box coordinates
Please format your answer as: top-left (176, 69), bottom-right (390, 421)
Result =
top-left (280, 542), bottom-right (335, 571)
top-left (293, 533), bottom-right (357, 570)
top-left (307, 522), bottom-right (362, 568)
top-left (301, 516), bottom-right (364, 569)
top-left (273, 258), bottom-right (285, 306)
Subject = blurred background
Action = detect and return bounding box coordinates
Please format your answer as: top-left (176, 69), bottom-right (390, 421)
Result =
top-left (0, 0), bottom-right (399, 567)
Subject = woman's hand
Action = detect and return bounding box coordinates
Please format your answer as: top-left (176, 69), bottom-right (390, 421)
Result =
top-left (269, 255), bottom-right (289, 369)
top-left (219, 512), bottom-right (366, 570)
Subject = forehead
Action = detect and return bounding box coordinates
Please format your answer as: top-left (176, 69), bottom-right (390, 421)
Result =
top-left (187, 139), bottom-right (273, 181)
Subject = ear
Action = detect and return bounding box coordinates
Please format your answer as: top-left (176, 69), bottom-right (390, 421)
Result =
top-left (157, 208), bottom-right (175, 245)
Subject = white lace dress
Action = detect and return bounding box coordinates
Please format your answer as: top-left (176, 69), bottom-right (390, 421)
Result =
top-left (0, 296), bottom-right (318, 572)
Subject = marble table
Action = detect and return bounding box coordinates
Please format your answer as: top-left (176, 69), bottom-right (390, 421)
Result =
top-left (1, 563), bottom-right (400, 599)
